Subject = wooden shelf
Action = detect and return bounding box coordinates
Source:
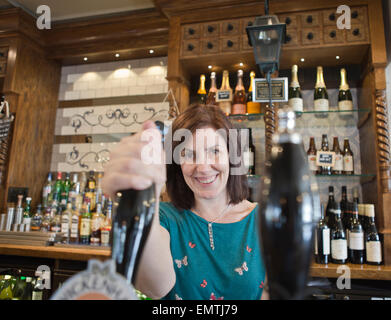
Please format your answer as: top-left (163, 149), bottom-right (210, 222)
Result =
top-left (310, 263), bottom-right (391, 281)
top-left (0, 243), bottom-right (111, 261)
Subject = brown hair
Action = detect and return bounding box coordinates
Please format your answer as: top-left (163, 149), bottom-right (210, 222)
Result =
top-left (166, 104), bottom-right (249, 210)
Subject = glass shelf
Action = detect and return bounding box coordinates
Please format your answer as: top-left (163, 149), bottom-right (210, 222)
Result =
top-left (229, 108), bottom-right (371, 128)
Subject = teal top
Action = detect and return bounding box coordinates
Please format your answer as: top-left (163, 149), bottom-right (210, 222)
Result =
top-left (159, 202), bottom-right (266, 300)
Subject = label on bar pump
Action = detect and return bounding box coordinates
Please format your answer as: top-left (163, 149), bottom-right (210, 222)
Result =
top-left (51, 259), bottom-right (138, 300)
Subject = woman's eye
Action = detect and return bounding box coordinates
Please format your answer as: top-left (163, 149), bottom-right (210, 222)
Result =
top-left (182, 150), bottom-right (194, 160)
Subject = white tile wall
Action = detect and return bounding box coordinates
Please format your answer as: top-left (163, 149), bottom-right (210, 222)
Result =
top-left (52, 56), bottom-right (169, 173)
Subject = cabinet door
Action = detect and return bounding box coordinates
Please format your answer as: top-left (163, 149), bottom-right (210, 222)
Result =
top-left (279, 14), bottom-right (298, 29)
top-left (302, 27), bottom-right (321, 46)
top-left (220, 36), bottom-right (240, 53)
top-left (221, 20), bottom-right (240, 37)
top-left (301, 11), bottom-right (321, 27)
top-left (284, 30), bottom-right (299, 47)
top-left (181, 40), bottom-right (200, 57)
top-left (202, 22), bottom-right (220, 38)
top-left (346, 24), bottom-right (369, 43)
top-left (241, 17), bottom-right (255, 34)
top-left (201, 38), bottom-right (219, 55)
top-left (323, 9), bottom-right (338, 26)
top-left (182, 24), bottom-right (201, 40)
top-left (0, 47), bottom-right (8, 60)
top-left (323, 26), bottom-right (344, 44)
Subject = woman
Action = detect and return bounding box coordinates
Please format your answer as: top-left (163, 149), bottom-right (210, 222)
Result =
top-left (102, 104), bottom-right (267, 300)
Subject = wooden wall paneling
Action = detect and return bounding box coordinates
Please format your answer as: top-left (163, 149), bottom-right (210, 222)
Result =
top-left (3, 37), bottom-right (61, 209)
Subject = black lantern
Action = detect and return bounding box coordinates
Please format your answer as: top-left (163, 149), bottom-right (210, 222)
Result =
top-left (246, 0), bottom-right (286, 74)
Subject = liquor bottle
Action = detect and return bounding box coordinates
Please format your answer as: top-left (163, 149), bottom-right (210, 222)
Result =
top-left (90, 203), bottom-right (102, 246)
top-left (243, 128), bottom-right (256, 175)
top-left (70, 202), bottom-right (80, 244)
top-left (365, 204), bottom-right (382, 265)
top-left (314, 66), bottom-right (329, 117)
top-left (218, 70), bottom-right (232, 115)
top-left (22, 197), bottom-right (32, 232)
top-left (348, 202), bottom-right (364, 264)
top-left (101, 200), bottom-right (112, 246)
top-left (358, 204), bottom-right (366, 231)
top-left (315, 204), bottom-right (330, 264)
top-left (52, 172), bottom-right (63, 204)
top-left (330, 202), bottom-right (348, 264)
top-left (50, 205), bottom-right (61, 233)
top-left (61, 203), bottom-right (72, 243)
top-left (60, 173), bottom-right (71, 206)
top-left (84, 171), bottom-right (96, 212)
top-left (258, 108), bottom-right (317, 299)
top-left (343, 138), bottom-right (354, 175)
top-left (338, 68), bottom-right (353, 112)
top-left (197, 74), bottom-right (207, 104)
top-left (0, 275), bottom-right (13, 300)
top-left (42, 173), bottom-right (53, 208)
top-left (288, 65), bottom-right (303, 114)
top-left (31, 204), bottom-right (43, 231)
top-left (332, 137), bottom-right (343, 175)
top-left (40, 207), bottom-right (52, 232)
top-left (22, 277), bottom-right (33, 300)
top-left (307, 137), bottom-right (318, 175)
top-left (319, 134), bottom-right (331, 175)
top-left (95, 173), bottom-right (103, 207)
top-left (79, 172), bottom-right (87, 196)
top-left (325, 186), bottom-right (335, 227)
top-left (12, 276), bottom-right (26, 300)
top-left (340, 186), bottom-right (349, 229)
top-left (16, 194), bottom-right (24, 225)
top-left (31, 278), bottom-right (43, 300)
top-left (232, 69), bottom-right (247, 114)
top-left (206, 72), bottom-right (218, 106)
top-left (246, 71), bottom-right (261, 114)
top-left (79, 199), bottom-right (91, 244)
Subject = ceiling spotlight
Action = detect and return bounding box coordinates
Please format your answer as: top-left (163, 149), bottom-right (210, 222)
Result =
top-left (300, 58), bottom-right (305, 62)
top-left (336, 55), bottom-right (340, 60)
top-left (83, 57), bottom-right (88, 61)
top-left (149, 49), bottom-right (154, 54)
top-left (115, 53), bottom-right (120, 58)
top-left (239, 62), bottom-right (244, 67)
top-left (208, 65), bottom-right (212, 69)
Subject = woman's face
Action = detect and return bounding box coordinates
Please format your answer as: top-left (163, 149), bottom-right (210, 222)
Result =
top-left (180, 127), bottom-right (230, 201)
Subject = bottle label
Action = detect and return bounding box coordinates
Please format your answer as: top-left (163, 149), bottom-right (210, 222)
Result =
top-left (288, 98), bottom-right (303, 112)
top-left (32, 291), bottom-right (43, 300)
top-left (343, 155), bottom-right (354, 172)
top-left (338, 100), bottom-right (353, 111)
top-left (314, 99), bottom-right (329, 112)
top-left (91, 218), bottom-right (101, 232)
top-left (334, 154), bottom-right (344, 171)
top-left (331, 239), bottom-right (347, 260)
top-left (366, 241), bottom-right (382, 263)
top-left (322, 229), bottom-right (330, 255)
top-left (349, 231), bottom-right (364, 250)
top-left (80, 218), bottom-right (91, 236)
top-left (231, 104), bottom-right (246, 115)
top-left (71, 219), bottom-right (79, 237)
top-left (51, 225), bottom-right (61, 233)
top-left (243, 151), bottom-right (254, 167)
top-left (61, 222), bottom-right (69, 234)
top-left (246, 102), bottom-right (261, 114)
top-left (101, 230), bottom-right (110, 245)
top-left (308, 155), bottom-right (318, 171)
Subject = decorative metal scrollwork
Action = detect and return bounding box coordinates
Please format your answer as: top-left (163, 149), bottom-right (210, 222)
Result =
top-left (66, 146), bottom-right (110, 170)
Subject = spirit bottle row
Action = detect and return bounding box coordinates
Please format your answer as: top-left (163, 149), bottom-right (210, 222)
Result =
top-left (307, 135), bottom-right (354, 175)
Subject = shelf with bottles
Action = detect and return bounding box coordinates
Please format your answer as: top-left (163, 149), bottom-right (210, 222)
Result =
top-left (0, 271), bottom-right (47, 300)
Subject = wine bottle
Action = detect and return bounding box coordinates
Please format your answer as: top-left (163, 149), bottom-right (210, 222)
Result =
top-left (358, 204), bottom-right (366, 231)
top-left (319, 134), bottom-right (331, 175)
top-left (307, 137), bottom-right (318, 175)
top-left (232, 69), bottom-right (247, 114)
top-left (338, 68), bottom-right (353, 112)
top-left (314, 66), bottom-right (329, 117)
top-left (206, 72), bottom-right (218, 106)
top-left (288, 65), bottom-right (303, 114)
top-left (246, 71), bottom-right (261, 114)
top-left (112, 121), bottom-right (165, 285)
top-left (325, 186), bottom-right (335, 228)
top-left (348, 202), bottom-right (364, 264)
top-left (197, 74), bottom-right (207, 104)
top-left (259, 107), bottom-right (317, 299)
top-left (315, 204), bottom-right (330, 264)
top-left (365, 204), bottom-right (382, 265)
top-left (243, 128), bottom-right (255, 175)
top-left (218, 70), bottom-right (232, 115)
top-left (332, 137), bottom-right (343, 175)
top-left (342, 138), bottom-right (354, 175)
top-left (330, 202), bottom-right (348, 264)
top-left (340, 186), bottom-right (349, 229)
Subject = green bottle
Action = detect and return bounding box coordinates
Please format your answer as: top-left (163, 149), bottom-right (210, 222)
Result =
top-left (52, 172), bottom-right (63, 204)
top-left (314, 66), bottom-right (329, 118)
top-left (61, 172), bottom-right (71, 206)
top-left (79, 199), bottom-right (92, 244)
top-left (0, 275), bottom-right (13, 300)
top-left (338, 68), bottom-right (353, 112)
top-left (12, 276), bottom-right (26, 300)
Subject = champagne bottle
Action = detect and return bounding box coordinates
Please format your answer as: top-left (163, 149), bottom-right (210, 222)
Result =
top-left (325, 186), bottom-right (335, 228)
top-left (197, 74), bottom-right (207, 104)
top-left (246, 71), bottom-right (261, 114)
top-left (365, 204), bottom-right (382, 265)
top-left (288, 65), bottom-right (303, 114)
top-left (338, 68), bottom-right (353, 112)
top-left (232, 69), bottom-right (246, 114)
top-left (315, 204), bottom-right (330, 264)
top-left (348, 202), bottom-right (364, 264)
top-left (330, 202), bottom-right (348, 264)
top-left (259, 108), bottom-right (317, 299)
top-left (307, 137), bottom-right (318, 175)
top-left (342, 138), bottom-right (354, 175)
top-left (218, 70), bottom-right (232, 115)
top-left (112, 121), bottom-right (165, 284)
top-left (314, 66), bottom-right (329, 117)
top-left (320, 134), bottom-right (331, 175)
top-left (243, 128), bottom-right (255, 175)
top-left (206, 72), bottom-right (218, 106)
top-left (332, 137), bottom-right (343, 175)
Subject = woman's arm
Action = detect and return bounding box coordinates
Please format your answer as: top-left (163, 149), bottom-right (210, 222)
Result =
top-left (134, 198), bottom-right (176, 299)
